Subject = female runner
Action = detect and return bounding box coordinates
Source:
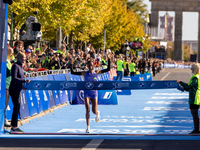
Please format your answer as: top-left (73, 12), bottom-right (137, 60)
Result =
top-left (70, 57), bottom-right (110, 133)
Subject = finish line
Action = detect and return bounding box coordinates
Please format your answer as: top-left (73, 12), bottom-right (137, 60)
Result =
top-left (26, 80), bottom-right (179, 90)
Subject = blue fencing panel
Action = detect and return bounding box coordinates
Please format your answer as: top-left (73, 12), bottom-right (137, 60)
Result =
top-left (41, 76), bottom-right (56, 108)
top-left (145, 73), bottom-right (153, 81)
top-left (114, 77), bottom-right (132, 95)
top-left (6, 97), bottom-right (13, 120)
top-left (58, 74), bottom-right (69, 102)
top-left (98, 72), bottom-right (118, 105)
top-left (24, 78), bottom-right (38, 116)
top-left (53, 74), bottom-right (69, 104)
top-left (32, 77), bottom-right (49, 112)
top-left (29, 77), bottom-right (43, 113)
top-left (65, 73), bottom-right (83, 105)
top-left (20, 90), bottom-right (30, 119)
top-left (48, 75), bottom-right (60, 105)
top-left (37, 77), bottom-right (50, 111)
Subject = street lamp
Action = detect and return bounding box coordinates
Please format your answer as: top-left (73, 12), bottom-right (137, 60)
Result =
top-left (124, 40), bottom-right (130, 57)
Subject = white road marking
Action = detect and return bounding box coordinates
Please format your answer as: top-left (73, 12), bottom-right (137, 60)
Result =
top-left (161, 72), bottom-right (171, 80)
top-left (151, 97), bottom-right (188, 99)
top-left (82, 139), bottom-right (104, 150)
top-left (147, 101), bottom-right (188, 104)
top-left (154, 93), bottom-right (188, 95)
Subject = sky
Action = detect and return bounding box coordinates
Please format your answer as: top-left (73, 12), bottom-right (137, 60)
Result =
top-left (143, 0), bottom-right (198, 41)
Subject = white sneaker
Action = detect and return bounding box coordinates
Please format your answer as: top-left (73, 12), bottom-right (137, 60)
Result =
top-left (95, 110), bottom-right (100, 122)
top-left (86, 127), bottom-right (90, 133)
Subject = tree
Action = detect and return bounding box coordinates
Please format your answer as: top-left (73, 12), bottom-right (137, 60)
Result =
top-left (8, 0), bottom-right (149, 51)
top-left (126, 0), bottom-right (148, 24)
top-left (182, 44), bottom-right (191, 62)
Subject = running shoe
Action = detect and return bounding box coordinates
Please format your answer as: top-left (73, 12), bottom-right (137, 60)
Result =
top-left (10, 128), bottom-right (24, 133)
top-left (95, 110), bottom-right (100, 122)
top-left (189, 130), bottom-right (200, 134)
top-left (86, 127), bottom-right (90, 133)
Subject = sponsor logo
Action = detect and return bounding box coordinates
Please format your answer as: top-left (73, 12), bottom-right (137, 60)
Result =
top-left (165, 82), bottom-right (176, 88)
top-left (79, 90), bottom-right (84, 100)
top-left (138, 82), bottom-right (146, 88)
top-left (60, 82), bottom-right (77, 90)
top-left (45, 83), bottom-right (51, 88)
top-left (122, 78), bottom-right (131, 81)
top-left (97, 83), bottom-right (103, 88)
top-left (85, 82), bottom-right (94, 90)
top-left (147, 75), bottom-right (150, 80)
top-left (112, 82), bottom-right (129, 89)
top-left (139, 77), bottom-right (144, 81)
top-left (149, 83), bottom-right (156, 87)
top-left (33, 82), bottom-right (42, 89)
top-left (103, 92), bottom-right (112, 99)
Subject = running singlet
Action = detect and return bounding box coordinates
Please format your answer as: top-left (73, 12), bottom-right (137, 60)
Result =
top-left (84, 71), bottom-right (98, 98)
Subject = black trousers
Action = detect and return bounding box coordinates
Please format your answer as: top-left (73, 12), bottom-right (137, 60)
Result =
top-left (130, 72), bottom-right (135, 77)
top-left (9, 88), bottom-right (21, 127)
top-left (4, 89), bottom-right (10, 122)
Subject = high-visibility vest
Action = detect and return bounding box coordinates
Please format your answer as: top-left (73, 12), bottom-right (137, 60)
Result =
top-left (129, 63), bottom-right (136, 72)
top-left (189, 74), bottom-right (200, 105)
top-left (117, 60), bottom-right (124, 71)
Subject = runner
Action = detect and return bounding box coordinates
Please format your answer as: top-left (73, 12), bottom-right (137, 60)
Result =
top-left (70, 57), bottom-right (110, 133)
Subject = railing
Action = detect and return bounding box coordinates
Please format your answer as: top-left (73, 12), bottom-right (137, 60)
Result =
top-left (26, 66), bottom-right (111, 78)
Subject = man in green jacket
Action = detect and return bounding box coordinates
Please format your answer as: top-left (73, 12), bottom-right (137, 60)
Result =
top-left (4, 47), bottom-right (13, 127)
top-left (177, 63), bottom-right (200, 134)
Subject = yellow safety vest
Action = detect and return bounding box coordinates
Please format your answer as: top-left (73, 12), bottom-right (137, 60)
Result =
top-left (117, 60), bottom-right (124, 71)
top-left (189, 74), bottom-right (200, 105)
top-left (129, 63), bottom-right (136, 72)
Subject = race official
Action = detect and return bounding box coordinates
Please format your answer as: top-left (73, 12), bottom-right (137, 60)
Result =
top-left (9, 52), bottom-right (31, 133)
top-left (177, 63), bottom-right (200, 134)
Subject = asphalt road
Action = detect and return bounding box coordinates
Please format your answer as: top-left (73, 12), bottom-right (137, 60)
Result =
top-left (1, 68), bottom-right (199, 150)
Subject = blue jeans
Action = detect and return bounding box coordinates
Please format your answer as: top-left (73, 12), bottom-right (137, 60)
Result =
top-left (116, 71), bottom-right (123, 81)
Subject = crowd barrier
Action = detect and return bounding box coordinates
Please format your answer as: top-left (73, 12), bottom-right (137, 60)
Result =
top-left (6, 71), bottom-right (118, 120)
top-left (113, 73), bottom-right (153, 95)
top-left (162, 63), bottom-right (191, 69)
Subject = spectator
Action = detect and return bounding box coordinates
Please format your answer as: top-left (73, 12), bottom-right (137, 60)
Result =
top-left (9, 52), bottom-right (31, 133)
top-left (4, 47), bottom-right (13, 127)
top-left (13, 40), bottom-right (24, 56)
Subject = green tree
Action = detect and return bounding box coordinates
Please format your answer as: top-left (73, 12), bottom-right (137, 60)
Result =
top-left (126, 0), bottom-right (148, 24)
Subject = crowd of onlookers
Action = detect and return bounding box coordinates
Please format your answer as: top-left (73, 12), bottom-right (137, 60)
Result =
top-left (7, 40), bottom-right (193, 78)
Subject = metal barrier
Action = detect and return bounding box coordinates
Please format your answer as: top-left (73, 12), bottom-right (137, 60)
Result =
top-left (25, 67), bottom-right (112, 78)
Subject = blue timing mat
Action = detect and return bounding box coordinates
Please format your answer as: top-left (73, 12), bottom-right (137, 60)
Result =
top-left (26, 80), bottom-right (179, 90)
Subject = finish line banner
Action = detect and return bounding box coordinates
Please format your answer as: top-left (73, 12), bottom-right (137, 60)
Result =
top-left (26, 80), bottom-right (179, 91)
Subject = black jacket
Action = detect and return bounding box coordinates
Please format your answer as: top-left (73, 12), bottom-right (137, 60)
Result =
top-left (9, 61), bottom-right (26, 90)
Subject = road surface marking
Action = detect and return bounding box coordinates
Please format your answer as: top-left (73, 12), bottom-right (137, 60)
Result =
top-left (161, 72), bottom-right (171, 80)
top-left (82, 139), bottom-right (104, 150)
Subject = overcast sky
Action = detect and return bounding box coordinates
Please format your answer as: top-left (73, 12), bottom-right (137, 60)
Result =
top-left (143, 0), bottom-right (198, 41)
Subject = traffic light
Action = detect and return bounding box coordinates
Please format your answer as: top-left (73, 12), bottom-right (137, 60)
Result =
top-left (3, 0), bottom-right (13, 5)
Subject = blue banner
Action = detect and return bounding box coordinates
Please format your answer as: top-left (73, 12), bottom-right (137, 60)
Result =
top-left (97, 73), bottom-right (118, 105)
top-left (26, 80), bottom-right (178, 90)
top-left (41, 76), bottom-right (56, 108)
top-left (20, 90), bottom-right (30, 119)
top-left (48, 75), bottom-right (60, 105)
top-left (65, 73), bottom-right (84, 105)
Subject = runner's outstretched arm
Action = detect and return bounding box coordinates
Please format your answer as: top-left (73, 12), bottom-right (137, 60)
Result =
top-left (98, 58), bottom-right (110, 74)
top-left (70, 62), bottom-right (84, 76)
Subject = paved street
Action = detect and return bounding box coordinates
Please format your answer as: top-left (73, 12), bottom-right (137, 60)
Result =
top-left (1, 68), bottom-right (200, 150)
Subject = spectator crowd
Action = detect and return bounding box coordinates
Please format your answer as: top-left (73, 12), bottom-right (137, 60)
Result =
top-left (7, 40), bottom-right (193, 78)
